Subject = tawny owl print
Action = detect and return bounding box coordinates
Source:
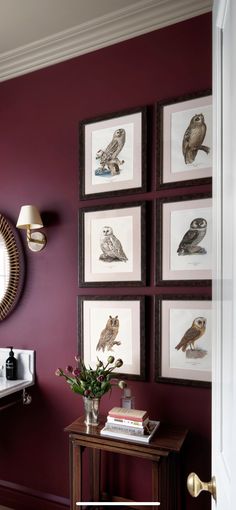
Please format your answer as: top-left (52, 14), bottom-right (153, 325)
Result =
top-left (177, 217), bottom-right (207, 255)
top-left (95, 128), bottom-right (126, 176)
top-left (96, 315), bottom-right (121, 352)
top-left (99, 226), bottom-right (128, 262)
top-left (175, 316), bottom-right (207, 353)
top-left (182, 113), bottom-right (210, 164)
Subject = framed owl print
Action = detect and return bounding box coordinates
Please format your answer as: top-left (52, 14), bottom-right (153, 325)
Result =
top-left (156, 90), bottom-right (212, 189)
top-left (79, 106), bottom-right (147, 199)
top-left (78, 296), bottom-right (146, 380)
top-left (156, 193), bottom-right (212, 285)
top-left (155, 296), bottom-right (212, 387)
top-left (79, 202), bottom-right (146, 287)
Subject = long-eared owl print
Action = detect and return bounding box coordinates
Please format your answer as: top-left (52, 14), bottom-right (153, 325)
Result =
top-left (96, 315), bottom-right (121, 352)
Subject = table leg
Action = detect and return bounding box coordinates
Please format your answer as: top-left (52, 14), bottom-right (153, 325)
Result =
top-left (70, 438), bottom-right (83, 510)
top-left (89, 448), bottom-right (101, 501)
top-left (152, 460), bottom-right (160, 508)
top-left (152, 456), bottom-right (173, 510)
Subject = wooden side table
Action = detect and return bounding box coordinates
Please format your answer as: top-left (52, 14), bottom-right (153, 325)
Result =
top-left (65, 416), bottom-right (188, 510)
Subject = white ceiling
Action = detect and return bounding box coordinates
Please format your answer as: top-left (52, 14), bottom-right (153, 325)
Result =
top-left (0, 0), bottom-right (212, 81)
top-left (0, 0), bottom-right (140, 53)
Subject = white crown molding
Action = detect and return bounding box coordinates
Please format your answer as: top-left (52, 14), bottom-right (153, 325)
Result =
top-left (0, 0), bottom-right (212, 82)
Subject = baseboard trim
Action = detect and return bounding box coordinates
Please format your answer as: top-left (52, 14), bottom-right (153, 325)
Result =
top-left (0, 480), bottom-right (70, 510)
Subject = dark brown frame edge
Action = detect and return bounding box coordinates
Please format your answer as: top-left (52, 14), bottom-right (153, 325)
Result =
top-left (156, 89), bottom-right (212, 190)
top-left (77, 295), bottom-right (146, 381)
top-left (79, 106), bottom-right (147, 200)
top-left (154, 295), bottom-right (212, 388)
top-left (0, 213), bottom-right (25, 321)
top-left (156, 192), bottom-right (212, 286)
top-left (78, 201), bottom-right (146, 287)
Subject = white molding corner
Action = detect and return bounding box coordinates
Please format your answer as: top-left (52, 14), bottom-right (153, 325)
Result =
top-left (0, 0), bottom-right (212, 82)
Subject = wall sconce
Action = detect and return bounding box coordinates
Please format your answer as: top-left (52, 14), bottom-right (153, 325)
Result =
top-left (16, 205), bottom-right (47, 252)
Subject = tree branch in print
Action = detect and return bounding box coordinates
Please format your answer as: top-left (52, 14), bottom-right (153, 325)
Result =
top-left (95, 128), bottom-right (126, 176)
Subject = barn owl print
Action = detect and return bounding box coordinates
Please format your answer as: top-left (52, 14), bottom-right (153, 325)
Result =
top-left (175, 316), bottom-right (207, 352)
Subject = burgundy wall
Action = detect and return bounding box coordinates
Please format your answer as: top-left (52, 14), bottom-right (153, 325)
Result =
top-left (0, 13), bottom-right (212, 510)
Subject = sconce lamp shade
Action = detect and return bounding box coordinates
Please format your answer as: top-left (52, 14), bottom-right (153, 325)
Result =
top-left (16, 205), bottom-right (46, 252)
top-left (16, 205), bottom-right (44, 230)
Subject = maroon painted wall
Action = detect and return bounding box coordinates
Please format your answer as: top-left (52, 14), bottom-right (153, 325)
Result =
top-left (0, 13), bottom-right (212, 510)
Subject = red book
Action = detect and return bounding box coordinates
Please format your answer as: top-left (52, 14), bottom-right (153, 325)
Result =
top-left (108, 407), bottom-right (148, 422)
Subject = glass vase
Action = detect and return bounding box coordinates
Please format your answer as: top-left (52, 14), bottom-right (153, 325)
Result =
top-left (83, 396), bottom-right (100, 426)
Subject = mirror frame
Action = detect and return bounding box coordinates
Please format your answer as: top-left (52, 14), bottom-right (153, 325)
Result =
top-left (0, 213), bottom-right (24, 321)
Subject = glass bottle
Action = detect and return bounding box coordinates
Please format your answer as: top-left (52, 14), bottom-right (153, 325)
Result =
top-left (121, 387), bottom-right (135, 409)
top-left (6, 346), bottom-right (17, 380)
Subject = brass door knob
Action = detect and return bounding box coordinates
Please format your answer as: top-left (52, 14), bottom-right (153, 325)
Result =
top-left (187, 472), bottom-right (216, 501)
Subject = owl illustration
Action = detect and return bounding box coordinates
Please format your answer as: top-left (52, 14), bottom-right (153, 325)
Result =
top-left (96, 315), bottom-right (121, 352)
top-left (177, 217), bottom-right (207, 255)
top-left (175, 316), bottom-right (207, 352)
top-left (96, 128), bottom-right (126, 172)
top-left (99, 226), bottom-right (128, 262)
top-left (182, 113), bottom-right (210, 164)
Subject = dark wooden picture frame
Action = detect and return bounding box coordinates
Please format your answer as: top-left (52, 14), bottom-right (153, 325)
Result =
top-left (155, 295), bottom-right (212, 387)
top-left (156, 90), bottom-right (212, 190)
top-left (156, 193), bottom-right (212, 286)
top-left (79, 202), bottom-right (146, 287)
top-left (79, 106), bottom-right (147, 199)
top-left (77, 296), bottom-right (146, 381)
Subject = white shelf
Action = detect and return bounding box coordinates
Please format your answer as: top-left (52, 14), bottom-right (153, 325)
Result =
top-left (0, 348), bottom-right (35, 399)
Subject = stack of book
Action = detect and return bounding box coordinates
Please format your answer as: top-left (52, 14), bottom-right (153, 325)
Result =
top-left (100, 407), bottom-right (160, 443)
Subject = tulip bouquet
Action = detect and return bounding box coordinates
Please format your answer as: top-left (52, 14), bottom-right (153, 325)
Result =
top-left (55, 355), bottom-right (126, 399)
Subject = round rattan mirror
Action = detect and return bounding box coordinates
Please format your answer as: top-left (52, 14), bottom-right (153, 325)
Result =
top-left (0, 213), bottom-right (24, 321)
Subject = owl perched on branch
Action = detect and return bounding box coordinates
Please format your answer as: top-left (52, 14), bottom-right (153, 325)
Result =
top-left (175, 316), bottom-right (206, 352)
top-left (177, 217), bottom-right (207, 256)
top-left (96, 315), bottom-right (121, 352)
top-left (100, 226), bottom-right (128, 262)
top-left (182, 113), bottom-right (210, 164)
top-left (96, 128), bottom-right (126, 173)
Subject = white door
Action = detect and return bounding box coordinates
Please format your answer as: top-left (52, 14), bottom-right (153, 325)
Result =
top-left (212, 0), bottom-right (233, 510)
top-left (212, 0), bottom-right (236, 508)
top-left (188, 0), bottom-right (236, 508)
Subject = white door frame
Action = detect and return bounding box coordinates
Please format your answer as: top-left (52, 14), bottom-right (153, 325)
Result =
top-left (212, 0), bottom-right (236, 508)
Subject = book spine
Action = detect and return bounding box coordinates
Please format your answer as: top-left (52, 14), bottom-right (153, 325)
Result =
top-left (100, 421), bottom-right (160, 444)
top-left (104, 424), bottom-right (145, 436)
top-left (101, 428), bottom-right (149, 443)
top-left (107, 416), bottom-right (148, 428)
top-left (108, 408), bottom-right (148, 421)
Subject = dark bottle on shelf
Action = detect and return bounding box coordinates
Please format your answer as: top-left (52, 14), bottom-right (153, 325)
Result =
top-left (6, 346), bottom-right (18, 380)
